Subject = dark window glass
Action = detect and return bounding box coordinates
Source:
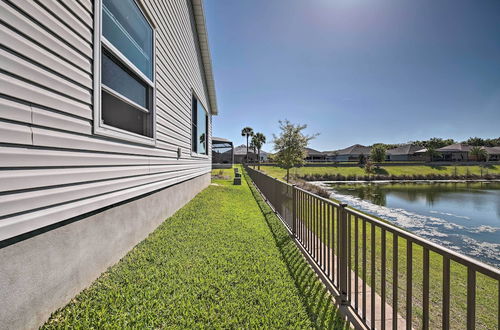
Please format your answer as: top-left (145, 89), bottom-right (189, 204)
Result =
top-left (102, 90), bottom-right (153, 137)
top-left (197, 102), bottom-right (207, 154)
top-left (191, 98), bottom-right (208, 154)
top-left (103, 0), bottom-right (153, 79)
top-left (102, 50), bottom-right (148, 108)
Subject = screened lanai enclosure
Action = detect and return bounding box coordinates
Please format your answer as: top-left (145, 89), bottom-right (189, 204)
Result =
top-left (212, 137), bottom-right (233, 168)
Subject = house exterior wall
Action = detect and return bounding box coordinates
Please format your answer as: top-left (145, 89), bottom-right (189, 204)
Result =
top-left (331, 155), bottom-right (361, 162)
top-left (387, 154), bottom-right (427, 161)
top-left (0, 0), bottom-right (213, 241)
top-left (0, 0), bottom-right (214, 327)
top-left (441, 152), bottom-right (469, 161)
top-left (233, 153), bottom-right (267, 163)
top-left (234, 154), bottom-right (250, 163)
top-left (388, 154), bottom-right (409, 161)
top-left (305, 156), bottom-right (326, 162)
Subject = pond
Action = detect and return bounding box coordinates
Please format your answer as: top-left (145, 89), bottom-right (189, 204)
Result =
top-left (321, 181), bottom-right (500, 268)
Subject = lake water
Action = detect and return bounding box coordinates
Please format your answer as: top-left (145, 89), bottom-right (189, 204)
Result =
top-left (319, 181), bottom-right (500, 268)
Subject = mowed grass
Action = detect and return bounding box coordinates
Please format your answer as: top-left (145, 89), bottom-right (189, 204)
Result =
top-left (260, 165), bottom-right (500, 180)
top-left (43, 167), bottom-right (344, 329)
top-left (211, 167), bottom-right (235, 181)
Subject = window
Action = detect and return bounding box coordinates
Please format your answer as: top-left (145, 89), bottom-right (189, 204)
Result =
top-left (94, 0), bottom-right (155, 143)
top-left (191, 96), bottom-right (208, 155)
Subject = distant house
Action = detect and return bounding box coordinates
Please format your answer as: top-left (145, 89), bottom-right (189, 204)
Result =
top-left (232, 144), bottom-right (268, 163)
top-left (386, 145), bottom-right (427, 161)
top-left (304, 148), bottom-right (326, 162)
top-left (483, 146), bottom-right (500, 161)
top-left (436, 143), bottom-right (472, 161)
top-left (325, 144), bottom-right (372, 162)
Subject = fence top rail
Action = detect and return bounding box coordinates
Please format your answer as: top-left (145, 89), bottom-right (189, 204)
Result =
top-left (246, 166), bottom-right (341, 206)
top-left (345, 207), bottom-right (500, 279)
top-left (246, 166), bottom-right (294, 188)
top-left (294, 186), bottom-right (342, 207)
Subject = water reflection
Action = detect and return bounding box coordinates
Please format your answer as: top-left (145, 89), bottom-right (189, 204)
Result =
top-left (330, 182), bottom-right (500, 208)
top-left (325, 181), bottom-right (500, 267)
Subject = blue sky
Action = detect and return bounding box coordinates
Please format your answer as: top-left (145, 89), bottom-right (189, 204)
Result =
top-left (204, 0), bottom-right (500, 152)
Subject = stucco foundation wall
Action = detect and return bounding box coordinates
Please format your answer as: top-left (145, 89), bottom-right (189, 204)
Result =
top-left (0, 173), bottom-right (210, 330)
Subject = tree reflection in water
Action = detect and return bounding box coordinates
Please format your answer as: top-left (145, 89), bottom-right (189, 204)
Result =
top-left (331, 182), bottom-right (500, 207)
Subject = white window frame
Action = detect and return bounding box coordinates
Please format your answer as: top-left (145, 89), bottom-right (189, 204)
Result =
top-left (191, 92), bottom-right (210, 158)
top-left (93, 0), bottom-right (157, 146)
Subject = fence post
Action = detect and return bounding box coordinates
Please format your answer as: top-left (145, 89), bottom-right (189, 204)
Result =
top-left (274, 178), bottom-right (278, 209)
top-left (292, 185), bottom-right (297, 237)
top-left (339, 203), bottom-right (349, 305)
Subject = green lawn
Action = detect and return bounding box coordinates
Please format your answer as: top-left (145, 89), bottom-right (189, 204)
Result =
top-left (43, 167), bottom-right (344, 329)
top-left (211, 167), bottom-right (235, 181)
top-left (260, 165), bottom-right (500, 181)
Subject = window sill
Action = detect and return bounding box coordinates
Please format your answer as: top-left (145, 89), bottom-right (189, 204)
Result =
top-left (191, 151), bottom-right (209, 159)
top-left (94, 123), bottom-right (156, 146)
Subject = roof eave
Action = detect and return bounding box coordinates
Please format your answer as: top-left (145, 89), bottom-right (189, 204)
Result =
top-left (191, 0), bottom-right (218, 115)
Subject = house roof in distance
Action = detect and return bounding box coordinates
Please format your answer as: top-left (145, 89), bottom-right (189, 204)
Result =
top-left (436, 143), bottom-right (472, 152)
top-left (325, 144), bottom-right (372, 156)
top-left (387, 144), bottom-right (423, 155)
top-left (232, 144), bottom-right (268, 156)
top-left (482, 146), bottom-right (500, 155)
top-left (304, 147), bottom-right (324, 157)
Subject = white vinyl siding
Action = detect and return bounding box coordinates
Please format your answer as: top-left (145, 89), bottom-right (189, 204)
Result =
top-left (0, 0), bottom-right (212, 241)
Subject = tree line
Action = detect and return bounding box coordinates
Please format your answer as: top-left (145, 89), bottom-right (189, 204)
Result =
top-left (240, 122), bottom-right (498, 181)
top-left (373, 137), bottom-right (500, 149)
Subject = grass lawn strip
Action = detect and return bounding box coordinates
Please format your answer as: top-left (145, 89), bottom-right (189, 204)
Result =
top-left (260, 165), bottom-right (500, 181)
top-left (43, 168), bottom-right (343, 328)
top-left (241, 168), bottom-right (347, 329)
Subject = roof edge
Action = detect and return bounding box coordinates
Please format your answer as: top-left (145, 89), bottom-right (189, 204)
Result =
top-left (191, 0), bottom-right (218, 115)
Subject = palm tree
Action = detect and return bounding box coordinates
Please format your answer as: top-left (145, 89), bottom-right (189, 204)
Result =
top-left (469, 146), bottom-right (488, 162)
top-left (426, 146), bottom-right (440, 162)
top-left (251, 133), bottom-right (266, 170)
top-left (241, 127), bottom-right (254, 163)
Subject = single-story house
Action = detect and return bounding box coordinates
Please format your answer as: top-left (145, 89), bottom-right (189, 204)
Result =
top-left (304, 147), bottom-right (326, 162)
top-left (325, 144), bottom-right (372, 162)
top-left (386, 144), bottom-right (427, 161)
top-left (436, 143), bottom-right (472, 161)
top-left (0, 0), bottom-right (217, 328)
top-left (231, 144), bottom-right (268, 163)
top-left (212, 136), bottom-right (234, 165)
top-left (483, 146), bottom-right (500, 161)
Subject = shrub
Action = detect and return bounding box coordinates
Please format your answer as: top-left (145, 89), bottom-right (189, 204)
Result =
top-left (364, 160), bottom-right (374, 174)
top-left (290, 178), bottom-right (331, 199)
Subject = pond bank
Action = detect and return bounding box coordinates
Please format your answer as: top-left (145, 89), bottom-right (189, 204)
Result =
top-left (259, 164), bottom-right (500, 182)
top-left (312, 179), bottom-right (500, 184)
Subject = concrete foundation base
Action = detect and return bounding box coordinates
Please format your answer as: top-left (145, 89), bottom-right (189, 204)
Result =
top-left (0, 173), bottom-right (210, 330)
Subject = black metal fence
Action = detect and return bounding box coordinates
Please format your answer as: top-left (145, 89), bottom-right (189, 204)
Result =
top-left (245, 166), bottom-right (500, 330)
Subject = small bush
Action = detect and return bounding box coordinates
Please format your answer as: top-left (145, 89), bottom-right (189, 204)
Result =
top-left (290, 178), bottom-right (331, 199)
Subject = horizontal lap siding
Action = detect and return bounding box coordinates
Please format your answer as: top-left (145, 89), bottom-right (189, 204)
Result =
top-left (0, 0), bottom-right (213, 241)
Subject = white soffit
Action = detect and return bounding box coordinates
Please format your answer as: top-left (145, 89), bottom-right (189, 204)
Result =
top-left (192, 0), bottom-right (218, 115)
